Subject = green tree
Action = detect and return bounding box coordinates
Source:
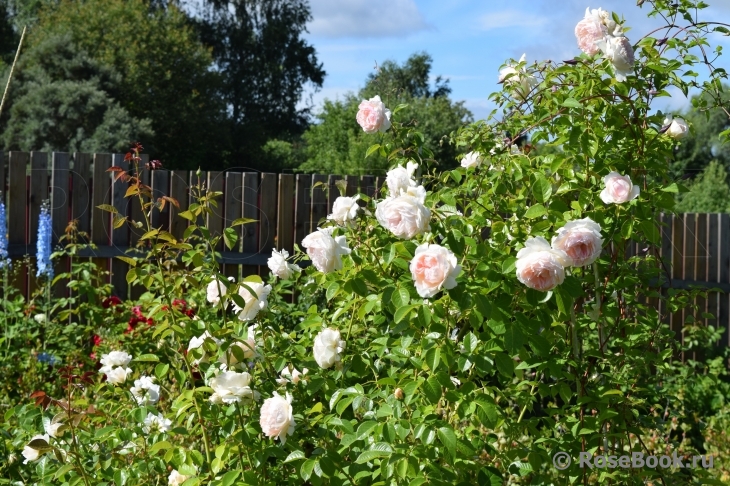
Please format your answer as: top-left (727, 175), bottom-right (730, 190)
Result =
top-left (193, 0), bottom-right (325, 169)
top-left (675, 160), bottom-right (730, 213)
top-left (2, 33), bottom-right (153, 153)
top-left (300, 53), bottom-right (472, 175)
top-left (3, 0), bottom-right (222, 168)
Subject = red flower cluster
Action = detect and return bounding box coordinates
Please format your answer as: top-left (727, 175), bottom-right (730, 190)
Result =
top-left (161, 298), bottom-right (195, 318)
top-left (90, 334), bottom-right (102, 360)
top-left (126, 306), bottom-right (154, 334)
top-left (102, 296), bottom-right (123, 310)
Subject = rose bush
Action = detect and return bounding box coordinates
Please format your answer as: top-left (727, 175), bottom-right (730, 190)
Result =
top-left (2, 2), bottom-right (730, 485)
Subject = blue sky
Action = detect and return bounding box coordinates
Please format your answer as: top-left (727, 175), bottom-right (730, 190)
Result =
top-left (302, 0), bottom-right (730, 120)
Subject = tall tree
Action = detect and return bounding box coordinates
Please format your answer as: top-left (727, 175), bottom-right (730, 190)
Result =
top-left (2, 0), bottom-right (223, 168)
top-left (194, 0), bottom-right (325, 169)
top-left (2, 33), bottom-right (152, 153)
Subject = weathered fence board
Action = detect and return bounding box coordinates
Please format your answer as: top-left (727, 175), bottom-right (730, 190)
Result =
top-left (2, 151), bottom-right (730, 353)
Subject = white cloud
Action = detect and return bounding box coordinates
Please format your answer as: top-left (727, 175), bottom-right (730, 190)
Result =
top-left (307, 0), bottom-right (428, 38)
top-left (479, 10), bottom-right (547, 32)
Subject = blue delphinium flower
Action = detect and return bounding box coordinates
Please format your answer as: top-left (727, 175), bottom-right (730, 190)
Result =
top-left (36, 201), bottom-right (53, 280)
top-left (0, 194), bottom-right (8, 269)
top-left (37, 352), bottom-right (60, 366)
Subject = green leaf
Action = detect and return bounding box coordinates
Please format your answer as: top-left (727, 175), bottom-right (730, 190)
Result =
top-left (424, 347), bottom-right (441, 371)
top-left (97, 203), bottom-right (118, 214)
top-left (639, 220), bottom-right (660, 245)
top-left (230, 217), bottom-right (258, 226)
top-left (126, 268), bottom-right (137, 285)
top-left (661, 182), bottom-right (680, 193)
top-left (532, 176), bottom-right (552, 204)
top-left (503, 324), bottom-right (524, 355)
top-left (495, 353), bottom-right (514, 377)
top-left (326, 282), bottom-right (339, 301)
top-left (392, 287), bottom-right (410, 308)
top-left (220, 471), bottom-right (240, 486)
top-left (423, 375), bottom-right (441, 404)
top-left (394, 305), bottom-right (418, 324)
top-left (300, 459), bottom-right (316, 480)
top-left (134, 354), bottom-right (159, 362)
top-left (524, 204), bottom-right (547, 219)
top-left (478, 467), bottom-right (504, 486)
top-left (223, 227), bottom-right (238, 251)
top-left (155, 363), bottom-right (170, 380)
top-left (366, 144), bottom-right (381, 158)
top-left (562, 98), bottom-right (582, 109)
top-left (437, 426), bottom-right (457, 461)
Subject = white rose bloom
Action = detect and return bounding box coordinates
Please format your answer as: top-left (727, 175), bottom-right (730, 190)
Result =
top-left (44, 419), bottom-right (64, 438)
top-left (301, 227), bottom-right (351, 274)
top-left (663, 115), bottom-right (689, 140)
top-left (33, 314), bottom-right (46, 324)
top-left (219, 326), bottom-right (259, 367)
top-left (100, 351), bottom-right (132, 368)
top-left (267, 249), bottom-right (300, 280)
top-left (276, 366), bottom-right (308, 386)
top-left (101, 365), bottom-right (132, 385)
top-left (206, 276), bottom-right (234, 305)
top-left (596, 35), bottom-right (635, 82)
top-left (375, 193), bottom-right (431, 240)
top-left (259, 392), bottom-right (296, 444)
top-left (168, 470), bottom-right (190, 486)
top-left (232, 281), bottom-right (272, 322)
top-left (600, 171), bottom-right (640, 204)
top-left (386, 161), bottom-right (419, 196)
top-left (327, 196), bottom-right (360, 227)
top-left (209, 371), bottom-right (260, 404)
top-left (313, 328), bottom-right (346, 369)
top-left (22, 434), bottom-right (50, 463)
top-left (460, 151), bottom-right (483, 169)
top-left (188, 331), bottom-right (221, 365)
top-left (143, 413), bottom-right (172, 434)
top-left (551, 218), bottom-right (604, 267)
top-left (498, 54), bottom-right (538, 100)
top-left (130, 375), bottom-right (161, 405)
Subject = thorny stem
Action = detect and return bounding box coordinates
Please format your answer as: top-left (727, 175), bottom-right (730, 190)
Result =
top-left (570, 304), bottom-right (582, 398)
top-left (593, 263), bottom-right (606, 354)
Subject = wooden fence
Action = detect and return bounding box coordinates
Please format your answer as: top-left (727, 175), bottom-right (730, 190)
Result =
top-left (0, 151), bottom-right (728, 350)
top-left (0, 151), bottom-right (388, 301)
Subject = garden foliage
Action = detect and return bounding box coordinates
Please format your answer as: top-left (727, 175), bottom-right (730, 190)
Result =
top-left (2, 1), bottom-right (730, 485)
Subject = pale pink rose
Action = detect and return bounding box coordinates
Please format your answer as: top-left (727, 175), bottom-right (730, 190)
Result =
top-left (551, 218), bottom-right (604, 267)
top-left (515, 236), bottom-right (570, 292)
top-left (301, 227), bottom-right (351, 273)
top-left (600, 171), bottom-right (640, 204)
top-left (22, 434), bottom-right (50, 463)
top-left (375, 193), bottom-right (431, 239)
top-left (356, 95), bottom-right (392, 134)
top-left (168, 470), bottom-right (189, 486)
top-left (327, 196), bottom-right (360, 227)
top-left (259, 392), bottom-right (296, 444)
top-left (596, 35), bottom-right (634, 82)
top-left (663, 115), bottom-right (689, 140)
top-left (209, 371), bottom-right (260, 404)
top-left (575, 8), bottom-right (608, 55)
top-left (409, 243), bottom-right (461, 298)
top-left (386, 161), bottom-right (418, 196)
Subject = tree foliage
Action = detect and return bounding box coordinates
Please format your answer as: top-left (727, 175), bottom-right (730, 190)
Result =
top-left (675, 160), bottom-right (730, 213)
top-left (193, 0), bottom-right (325, 169)
top-left (300, 53), bottom-right (472, 175)
top-left (2, 33), bottom-right (153, 154)
top-left (670, 87), bottom-right (730, 178)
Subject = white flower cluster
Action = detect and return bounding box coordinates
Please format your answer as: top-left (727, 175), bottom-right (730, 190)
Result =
top-left (99, 351), bottom-right (133, 385)
top-left (206, 276), bottom-right (271, 322)
top-left (376, 162), bottom-right (431, 239)
top-left (301, 227), bottom-right (351, 274)
top-left (267, 249), bottom-right (300, 279)
top-left (498, 53), bottom-right (538, 99)
top-left (130, 376), bottom-right (160, 405)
